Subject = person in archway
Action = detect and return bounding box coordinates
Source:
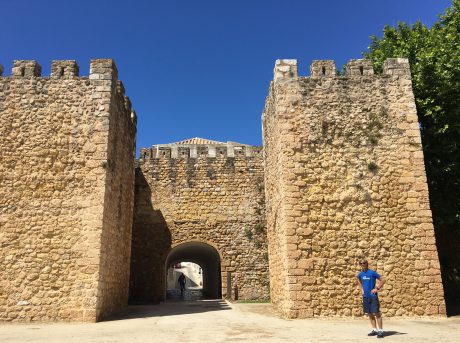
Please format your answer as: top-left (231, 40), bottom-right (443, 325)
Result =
top-left (178, 273), bottom-right (186, 296)
top-left (357, 259), bottom-right (385, 338)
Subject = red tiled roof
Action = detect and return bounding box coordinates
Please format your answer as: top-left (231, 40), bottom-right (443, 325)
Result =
top-left (172, 137), bottom-right (226, 145)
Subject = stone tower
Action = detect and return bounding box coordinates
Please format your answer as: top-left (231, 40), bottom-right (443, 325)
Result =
top-left (0, 60), bottom-right (136, 322)
top-left (262, 58), bottom-right (446, 318)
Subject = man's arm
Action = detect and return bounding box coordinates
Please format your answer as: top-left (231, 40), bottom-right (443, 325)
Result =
top-left (371, 277), bottom-right (384, 294)
top-left (376, 277), bottom-right (384, 290)
top-left (357, 277), bottom-right (364, 295)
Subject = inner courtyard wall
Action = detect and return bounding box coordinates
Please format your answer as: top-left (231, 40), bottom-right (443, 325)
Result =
top-left (262, 58), bottom-right (446, 318)
top-left (130, 144), bottom-right (269, 302)
top-left (0, 60), bottom-right (136, 322)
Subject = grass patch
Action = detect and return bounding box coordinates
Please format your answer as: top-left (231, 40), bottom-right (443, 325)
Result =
top-left (234, 299), bottom-right (271, 304)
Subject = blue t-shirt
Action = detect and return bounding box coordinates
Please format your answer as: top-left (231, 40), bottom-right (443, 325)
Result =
top-left (358, 269), bottom-right (381, 298)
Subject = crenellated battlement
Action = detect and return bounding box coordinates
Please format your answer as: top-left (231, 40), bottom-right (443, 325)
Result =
top-left (0, 59), bottom-right (120, 80)
top-left (139, 143), bottom-right (262, 161)
top-left (273, 58), bottom-right (411, 80)
top-left (0, 58), bottom-right (136, 127)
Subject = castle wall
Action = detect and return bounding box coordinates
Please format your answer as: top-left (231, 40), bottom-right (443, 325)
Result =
top-left (130, 146), bottom-right (269, 302)
top-left (0, 60), bottom-right (136, 322)
top-left (92, 62), bottom-right (137, 320)
top-left (262, 58), bottom-right (446, 318)
top-left (262, 81), bottom-right (293, 315)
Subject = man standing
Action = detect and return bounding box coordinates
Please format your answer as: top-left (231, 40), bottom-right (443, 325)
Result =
top-left (357, 259), bottom-right (385, 338)
top-left (178, 273), bottom-right (186, 296)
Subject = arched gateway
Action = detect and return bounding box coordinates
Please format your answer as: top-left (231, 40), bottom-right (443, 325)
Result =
top-left (166, 241), bottom-right (222, 299)
top-left (129, 138), bottom-right (270, 303)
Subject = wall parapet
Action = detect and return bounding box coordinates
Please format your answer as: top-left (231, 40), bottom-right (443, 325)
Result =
top-left (139, 145), bottom-right (262, 161)
top-left (0, 59), bottom-right (122, 80)
top-left (273, 58), bottom-right (411, 80)
top-left (1, 58), bottom-right (136, 130)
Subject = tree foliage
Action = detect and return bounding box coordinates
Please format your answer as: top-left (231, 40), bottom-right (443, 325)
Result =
top-left (364, 1), bottom-right (460, 234)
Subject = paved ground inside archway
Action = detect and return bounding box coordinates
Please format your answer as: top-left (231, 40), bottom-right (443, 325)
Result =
top-left (166, 287), bottom-right (204, 301)
top-left (1, 301), bottom-right (459, 342)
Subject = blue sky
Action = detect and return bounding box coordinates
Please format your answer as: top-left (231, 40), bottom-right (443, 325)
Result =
top-left (0, 0), bottom-right (453, 153)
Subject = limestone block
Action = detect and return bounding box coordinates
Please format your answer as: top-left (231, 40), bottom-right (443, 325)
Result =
top-left (274, 59), bottom-right (298, 80)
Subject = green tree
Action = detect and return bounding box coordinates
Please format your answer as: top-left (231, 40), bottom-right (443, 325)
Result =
top-left (364, 1), bottom-right (460, 311)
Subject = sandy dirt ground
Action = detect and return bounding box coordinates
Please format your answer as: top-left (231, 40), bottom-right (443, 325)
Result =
top-left (1, 300), bottom-right (459, 343)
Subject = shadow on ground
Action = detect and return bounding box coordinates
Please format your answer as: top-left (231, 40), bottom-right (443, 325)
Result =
top-left (104, 289), bottom-right (230, 322)
top-left (383, 331), bottom-right (407, 337)
top-left (446, 299), bottom-right (460, 317)
top-left (166, 288), bottom-right (205, 302)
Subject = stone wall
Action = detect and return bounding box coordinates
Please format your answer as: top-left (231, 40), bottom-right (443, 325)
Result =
top-left (262, 58), bottom-right (446, 318)
top-left (130, 143), bottom-right (269, 302)
top-left (92, 61), bottom-right (137, 320)
top-left (0, 59), bottom-right (136, 322)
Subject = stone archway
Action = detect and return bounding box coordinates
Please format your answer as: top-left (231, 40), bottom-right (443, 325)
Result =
top-left (165, 241), bottom-right (222, 299)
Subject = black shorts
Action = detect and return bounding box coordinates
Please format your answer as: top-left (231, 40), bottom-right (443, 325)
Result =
top-left (362, 296), bottom-right (380, 314)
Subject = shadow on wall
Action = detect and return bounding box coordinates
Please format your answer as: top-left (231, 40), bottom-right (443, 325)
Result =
top-left (129, 168), bottom-right (172, 304)
top-left (436, 230), bottom-right (460, 316)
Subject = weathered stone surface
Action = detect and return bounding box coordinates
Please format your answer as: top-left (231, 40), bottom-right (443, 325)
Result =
top-left (0, 59), bottom-right (136, 322)
top-left (0, 56), bottom-right (446, 322)
top-left (131, 141), bottom-right (269, 302)
top-left (262, 58), bottom-right (445, 318)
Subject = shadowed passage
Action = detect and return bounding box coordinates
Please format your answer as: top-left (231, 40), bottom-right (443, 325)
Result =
top-left (165, 242), bottom-right (222, 300)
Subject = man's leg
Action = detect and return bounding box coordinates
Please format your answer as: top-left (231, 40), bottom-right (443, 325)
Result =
top-left (371, 297), bottom-right (384, 338)
top-left (368, 314), bottom-right (377, 329)
top-left (374, 312), bottom-right (384, 338)
top-left (375, 312), bottom-right (383, 330)
top-left (364, 298), bottom-right (378, 336)
top-left (367, 314), bottom-right (378, 336)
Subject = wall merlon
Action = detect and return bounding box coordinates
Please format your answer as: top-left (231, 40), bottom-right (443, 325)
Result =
top-left (383, 58), bottom-right (411, 77)
top-left (12, 60), bottom-right (42, 77)
top-left (274, 59), bottom-right (298, 80)
top-left (131, 111), bottom-right (137, 126)
top-left (117, 80), bottom-right (125, 95)
top-left (197, 146), bottom-right (209, 157)
top-left (89, 59), bottom-right (118, 81)
top-left (345, 59), bottom-right (374, 76)
top-left (178, 147), bottom-right (191, 158)
top-left (158, 147), bottom-right (172, 158)
top-left (215, 146), bottom-right (227, 158)
top-left (139, 148), bottom-right (153, 160)
top-left (310, 60), bottom-right (336, 77)
top-left (51, 60), bottom-right (79, 79)
top-left (124, 95), bottom-right (132, 112)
